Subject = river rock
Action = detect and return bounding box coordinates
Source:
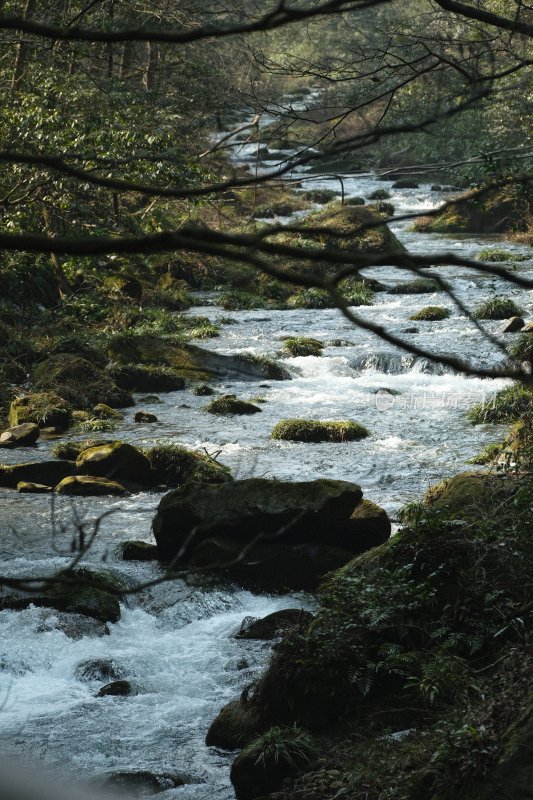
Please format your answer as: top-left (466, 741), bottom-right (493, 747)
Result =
top-left (0, 568), bottom-right (123, 623)
top-left (189, 538), bottom-right (353, 593)
top-left (100, 770), bottom-right (187, 795)
top-left (500, 316), bottom-right (525, 333)
top-left (235, 609), bottom-right (314, 640)
top-left (76, 442), bottom-right (152, 485)
top-left (134, 411), bottom-right (158, 423)
top-left (33, 354), bottom-right (134, 409)
top-left (0, 422), bottom-right (40, 447)
top-left (120, 540), bottom-right (159, 561)
top-left (96, 680), bottom-right (132, 697)
top-left (521, 321), bottom-right (533, 332)
top-left (153, 478), bottom-right (363, 563)
top-left (74, 658), bottom-right (123, 681)
top-left (55, 475), bottom-right (128, 496)
top-left (206, 699), bottom-right (265, 749)
top-left (17, 481), bottom-right (52, 493)
top-left (9, 392), bottom-right (72, 430)
top-left (0, 460), bottom-right (76, 489)
top-left (107, 334), bottom-right (291, 382)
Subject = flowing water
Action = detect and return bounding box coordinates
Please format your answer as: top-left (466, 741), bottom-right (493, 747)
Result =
top-left (0, 105), bottom-right (532, 798)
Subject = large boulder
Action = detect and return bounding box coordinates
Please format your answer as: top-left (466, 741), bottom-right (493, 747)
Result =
top-left (206, 699), bottom-right (265, 749)
top-left (0, 460), bottom-right (76, 488)
top-left (153, 478), bottom-right (363, 563)
top-left (107, 335), bottom-right (291, 382)
top-left (33, 354), bottom-right (134, 409)
top-left (76, 442), bottom-right (152, 485)
top-left (0, 422), bottom-right (40, 447)
top-left (9, 392), bottom-right (72, 429)
top-left (0, 568), bottom-right (123, 623)
top-left (235, 609), bottom-right (314, 640)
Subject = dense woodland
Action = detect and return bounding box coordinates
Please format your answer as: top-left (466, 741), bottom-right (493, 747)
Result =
top-left (0, 2), bottom-right (532, 800)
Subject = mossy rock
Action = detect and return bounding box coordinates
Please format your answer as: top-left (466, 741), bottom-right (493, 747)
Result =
top-left (9, 392), bottom-right (72, 429)
top-left (410, 306), bottom-right (450, 321)
top-left (107, 335), bottom-right (290, 382)
top-left (413, 178), bottom-right (533, 234)
top-left (298, 202), bottom-right (404, 256)
top-left (388, 278), bottom-right (441, 294)
top-left (193, 383), bottom-right (215, 396)
top-left (474, 298), bottom-right (523, 320)
top-left (153, 478), bottom-right (363, 564)
top-left (48, 335), bottom-right (107, 367)
top-left (92, 404), bottom-right (124, 420)
top-left (33, 355), bottom-right (134, 409)
top-left (206, 699), bottom-right (266, 749)
top-left (302, 189), bottom-right (339, 203)
top-left (17, 481), bottom-right (52, 493)
top-left (467, 383), bottom-right (533, 424)
top-left (55, 475), bottom-right (128, 496)
top-left (76, 442), bottom-right (152, 485)
top-left (271, 419), bottom-right (369, 442)
top-left (0, 459), bottom-right (76, 488)
top-left (0, 422), bottom-right (40, 447)
top-left (145, 444), bottom-right (231, 487)
top-left (0, 567), bottom-right (123, 623)
top-left (235, 609), bottom-right (314, 640)
top-left (133, 410), bottom-right (158, 423)
top-left (205, 395), bottom-right (262, 415)
top-left (118, 540), bottom-right (158, 561)
top-left (369, 189), bottom-right (391, 200)
top-left (52, 438), bottom-right (113, 460)
top-left (423, 472), bottom-right (521, 518)
top-left (392, 179), bottom-right (419, 189)
top-left (109, 364), bottom-right (185, 392)
top-left (281, 337), bottom-right (324, 357)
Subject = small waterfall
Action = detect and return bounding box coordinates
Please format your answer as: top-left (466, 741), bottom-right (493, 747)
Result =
top-left (351, 352), bottom-right (455, 375)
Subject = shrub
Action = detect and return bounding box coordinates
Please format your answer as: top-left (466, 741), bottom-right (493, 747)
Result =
top-left (474, 298), bottom-right (523, 320)
top-left (205, 395), bottom-right (262, 415)
top-left (246, 725), bottom-right (318, 769)
top-left (410, 306), bottom-right (450, 321)
top-left (282, 337), bottom-right (324, 357)
top-left (271, 419), bottom-right (369, 442)
top-left (467, 383), bottom-right (533, 424)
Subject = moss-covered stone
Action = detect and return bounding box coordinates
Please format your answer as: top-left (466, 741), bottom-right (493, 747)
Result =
top-left (205, 395), bottom-right (262, 415)
top-left (146, 443), bottom-right (231, 487)
top-left (9, 392), bottom-right (72, 429)
top-left (52, 438), bottom-right (112, 460)
top-left (109, 364), bottom-right (185, 392)
top-left (281, 337), bottom-right (324, 357)
top-left (413, 178), bottom-right (533, 234)
top-left (388, 278), bottom-right (441, 294)
top-left (133, 410), bottom-right (158, 423)
top-left (0, 422), bottom-right (40, 447)
top-left (474, 298), bottom-right (523, 320)
top-left (271, 419), bottom-right (369, 442)
top-left (423, 472), bottom-right (521, 517)
top-left (55, 475), bottom-right (128, 496)
top-left (193, 383), bottom-right (215, 396)
top-left (76, 441), bottom-right (152, 485)
top-left (206, 699), bottom-right (265, 749)
top-left (33, 355), bottom-right (134, 409)
top-left (92, 403), bottom-right (124, 420)
top-left (410, 306), bottom-right (450, 321)
top-left (0, 459), bottom-right (76, 488)
top-left (118, 540), bottom-right (158, 561)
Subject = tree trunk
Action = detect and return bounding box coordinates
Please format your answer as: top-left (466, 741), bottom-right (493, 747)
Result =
top-left (11, 0), bottom-right (37, 93)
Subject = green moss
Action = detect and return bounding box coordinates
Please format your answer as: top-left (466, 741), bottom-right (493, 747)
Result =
top-left (146, 443), bottom-right (231, 486)
top-left (282, 337), bottom-right (324, 357)
top-left (474, 298), bottom-right (523, 320)
top-left (271, 419), bottom-right (370, 442)
top-left (477, 248), bottom-right (527, 262)
top-left (33, 354), bottom-right (133, 409)
top-left (186, 323), bottom-right (220, 339)
top-left (508, 334), bottom-right (533, 364)
top-left (9, 392), bottom-right (72, 429)
top-left (467, 442), bottom-right (503, 465)
top-left (109, 364), bottom-right (185, 392)
top-left (410, 306), bottom-right (451, 321)
top-left (52, 438), bottom-right (114, 460)
top-left (205, 395), bottom-right (262, 415)
top-left (467, 383), bottom-right (533, 424)
top-left (389, 278), bottom-right (442, 294)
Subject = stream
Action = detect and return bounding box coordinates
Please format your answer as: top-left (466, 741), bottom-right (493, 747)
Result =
top-left (0, 103), bottom-right (532, 798)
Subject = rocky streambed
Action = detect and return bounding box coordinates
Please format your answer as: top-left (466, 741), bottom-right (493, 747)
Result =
top-left (0, 119), bottom-right (532, 799)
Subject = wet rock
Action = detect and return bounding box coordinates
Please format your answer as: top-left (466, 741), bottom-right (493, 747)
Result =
top-left (55, 475), bottom-right (128, 496)
top-left (0, 568), bottom-right (123, 623)
top-left (153, 478), bottom-right (363, 563)
top-left (146, 444), bottom-right (231, 488)
top-left (100, 770), bottom-right (187, 796)
top-left (107, 334), bottom-right (291, 382)
top-left (338, 499), bottom-right (391, 553)
top-left (0, 460), bottom-right (76, 489)
top-left (96, 679), bottom-right (132, 697)
top-left (235, 609), bottom-right (314, 640)
top-left (38, 612), bottom-right (109, 639)
top-left (392, 179), bottom-right (419, 189)
top-left (206, 699), bottom-right (265, 749)
top-left (33, 354), bottom-right (134, 409)
top-left (500, 316), bottom-right (525, 333)
top-left (119, 540), bottom-right (158, 561)
top-left (109, 364), bottom-right (185, 392)
top-left (74, 658), bottom-right (123, 681)
top-left (193, 383), bottom-right (215, 396)
top-left (521, 321), bottom-right (533, 333)
top-left (0, 422), bottom-right (40, 447)
top-left (9, 392), bottom-right (72, 430)
top-left (92, 403), bottom-right (124, 420)
top-left (205, 395), bottom-right (262, 415)
top-left (134, 411), bottom-right (158, 423)
top-left (17, 481), bottom-right (52, 493)
top-left (76, 442), bottom-right (152, 485)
